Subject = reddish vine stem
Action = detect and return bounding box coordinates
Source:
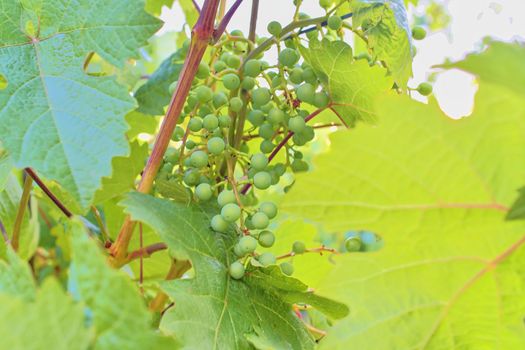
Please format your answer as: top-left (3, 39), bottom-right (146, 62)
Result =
top-left (243, 123), bottom-right (341, 140)
top-left (126, 242), bottom-right (168, 263)
top-left (192, 0), bottom-right (201, 12)
top-left (213, 0), bottom-right (244, 42)
top-left (12, 173), bottom-right (33, 251)
top-left (25, 168), bottom-right (72, 218)
top-left (248, 0), bottom-right (259, 42)
top-left (276, 245), bottom-right (339, 260)
top-left (109, 0), bottom-right (222, 262)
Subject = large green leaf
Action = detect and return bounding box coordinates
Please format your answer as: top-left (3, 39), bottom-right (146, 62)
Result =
top-left (121, 193), bottom-right (348, 349)
top-left (351, 0), bottom-right (413, 88)
top-left (300, 39), bottom-right (392, 126)
top-left (281, 43), bottom-right (525, 348)
top-left (0, 247), bottom-right (36, 300)
top-left (69, 220), bottom-right (176, 350)
top-left (0, 1), bottom-right (161, 209)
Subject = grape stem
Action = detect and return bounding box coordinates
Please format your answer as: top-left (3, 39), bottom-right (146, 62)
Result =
top-left (125, 242), bottom-right (168, 264)
top-left (26, 168), bottom-right (72, 218)
top-left (213, 0), bottom-right (244, 42)
top-left (242, 122), bottom-right (342, 140)
top-left (11, 173), bottom-right (33, 251)
top-left (192, 0), bottom-right (201, 13)
top-left (248, 0), bottom-right (259, 42)
top-left (91, 206), bottom-right (110, 244)
top-left (109, 0), bottom-right (221, 263)
top-left (276, 245), bottom-right (339, 260)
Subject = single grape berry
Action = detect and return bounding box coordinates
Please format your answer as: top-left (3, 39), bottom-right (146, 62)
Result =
top-left (190, 151), bottom-right (208, 168)
top-left (221, 203), bottom-right (241, 222)
top-left (185, 139), bottom-right (196, 150)
top-left (267, 20), bottom-right (282, 37)
top-left (214, 60), bottom-right (227, 72)
top-left (229, 97), bottom-right (243, 112)
top-left (248, 109), bottom-right (265, 126)
top-left (226, 55), bottom-right (241, 68)
top-left (244, 59), bottom-right (262, 77)
top-left (278, 48), bottom-right (299, 68)
top-left (217, 190), bottom-right (236, 207)
top-left (259, 202), bottom-right (278, 219)
top-left (319, 0), bottom-right (332, 9)
top-left (207, 137), bottom-right (225, 155)
top-left (291, 159), bottom-right (309, 172)
top-left (238, 236), bottom-right (257, 254)
top-left (242, 77), bottom-right (256, 90)
top-left (288, 116), bottom-right (306, 133)
top-left (203, 114), bottom-right (219, 131)
top-left (327, 15), bottom-right (342, 30)
top-left (213, 91), bottom-right (228, 108)
top-left (171, 126), bottom-right (185, 141)
top-left (258, 252), bottom-right (276, 266)
top-left (280, 262), bottom-right (294, 276)
top-left (412, 26), bottom-right (427, 40)
top-left (267, 108), bottom-right (285, 124)
top-left (296, 83), bottom-right (316, 103)
top-left (251, 153), bottom-right (269, 171)
top-left (254, 172), bottom-right (272, 190)
top-left (289, 67), bottom-right (304, 85)
top-left (251, 212), bottom-right (269, 229)
top-left (196, 62), bottom-right (210, 79)
top-left (223, 73), bottom-right (241, 90)
top-left (195, 183), bottom-right (213, 201)
top-left (417, 82), bottom-right (433, 96)
top-left (252, 88), bottom-right (271, 106)
top-left (229, 261), bottom-right (245, 279)
top-left (292, 241), bottom-right (306, 254)
top-left (188, 117), bottom-right (203, 132)
top-left (314, 92), bottom-right (329, 108)
top-left (302, 68), bottom-right (317, 84)
top-left (195, 86), bottom-right (213, 103)
top-left (260, 140), bottom-right (275, 154)
top-left (258, 230), bottom-right (275, 248)
top-left (258, 123), bottom-right (275, 140)
top-left (218, 115), bottom-right (231, 128)
top-left (345, 236), bottom-right (362, 252)
top-left (211, 214), bottom-right (228, 232)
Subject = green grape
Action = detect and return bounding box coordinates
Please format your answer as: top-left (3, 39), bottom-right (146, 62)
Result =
top-left (260, 140), bottom-right (275, 154)
top-left (240, 142), bottom-right (250, 154)
top-left (165, 149), bottom-right (179, 164)
top-left (211, 128), bottom-right (223, 138)
top-left (229, 261), bottom-right (245, 279)
top-left (289, 67), bottom-right (304, 84)
top-left (291, 159), bottom-right (309, 172)
top-left (258, 230), bottom-right (275, 248)
top-left (188, 117), bottom-right (203, 132)
top-left (220, 51), bottom-right (232, 62)
top-left (195, 86), bottom-right (213, 103)
top-left (221, 203), bottom-right (241, 222)
top-left (187, 95), bottom-right (198, 109)
top-left (314, 92), bottom-right (329, 108)
top-left (292, 241), bottom-right (306, 254)
top-left (198, 105), bottom-right (212, 118)
top-left (229, 97), bottom-right (243, 112)
top-left (183, 170), bottom-right (200, 186)
top-left (248, 109), bottom-right (265, 126)
top-left (213, 91), bottom-right (229, 108)
top-left (190, 150), bottom-right (208, 168)
top-left (185, 139), bottom-right (196, 150)
top-left (274, 163), bottom-right (286, 176)
top-left (195, 183), bottom-right (213, 201)
top-left (280, 262), bottom-right (294, 276)
top-left (260, 101), bottom-right (274, 114)
top-left (344, 236), bottom-right (362, 252)
top-left (412, 26), bottom-right (427, 40)
top-left (244, 59), bottom-right (262, 77)
top-left (242, 77), bottom-right (256, 90)
top-left (226, 55), bottom-right (241, 68)
top-left (214, 60), bottom-right (227, 72)
top-left (239, 236), bottom-right (257, 254)
top-left (234, 244), bottom-right (245, 257)
top-left (319, 0), bottom-right (332, 9)
top-left (251, 153), bottom-right (268, 171)
top-left (298, 12), bottom-right (310, 20)
top-left (207, 137), bottom-right (225, 155)
top-left (258, 123), bottom-right (275, 140)
top-left (230, 29), bottom-right (244, 37)
top-left (196, 62), bottom-right (210, 79)
top-left (302, 68), bottom-right (317, 84)
top-left (296, 83), bottom-right (316, 103)
top-left (223, 73), bottom-right (241, 90)
top-left (267, 21), bottom-right (282, 37)
top-left (171, 126), bottom-right (185, 141)
top-left (244, 216), bottom-right (255, 229)
top-left (294, 151), bottom-right (303, 159)
top-left (279, 48), bottom-right (299, 68)
top-left (285, 39), bottom-right (296, 49)
top-left (254, 172), bottom-right (272, 190)
top-left (258, 252), bottom-right (276, 266)
top-left (169, 81), bottom-right (177, 94)
top-left (267, 108), bottom-right (285, 124)
top-left (203, 114), bottom-right (219, 131)
top-left (251, 212), bottom-right (270, 230)
top-left (259, 202), bottom-right (277, 219)
top-left (417, 82), bottom-right (433, 96)
top-left (271, 76), bottom-right (285, 90)
top-left (218, 190), bottom-right (236, 207)
top-left (288, 116), bottom-right (306, 133)
top-left (327, 15), bottom-right (342, 30)
top-left (218, 115), bottom-right (231, 127)
top-left (160, 162), bottom-right (174, 174)
top-left (252, 88), bottom-right (271, 106)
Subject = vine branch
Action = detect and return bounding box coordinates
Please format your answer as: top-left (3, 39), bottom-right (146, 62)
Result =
top-left (25, 168), bottom-right (72, 218)
top-left (12, 173), bottom-right (32, 251)
top-left (248, 0), bottom-right (259, 42)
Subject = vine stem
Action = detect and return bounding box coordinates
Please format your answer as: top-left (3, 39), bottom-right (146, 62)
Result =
top-left (11, 173), bottom-right (33, 251)
top-left (248, 0), bottom-right (259, 42)
top-left (149, 259), bottom-right (192, 312)
top-left (25, 168), bottom-right (72, 218)
top-left (125, 242), bottom-right (168, 264)
top-left (276, 245), bottom-right (339, 260)
top-left (109, 0), bottom-right (222, 263)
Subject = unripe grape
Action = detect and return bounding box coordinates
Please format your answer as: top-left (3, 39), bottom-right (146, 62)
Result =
top-left (319, 0), bottom-right (332, 9)
top-left (328, 15), bottom-right (342, 30)
top-left (214, 60), bottom-right (227, 72)
top-left (226, 55), bottom-right (241, 68)
top-left (190, 150), bottom-right (208, 168)
top-left (258, 230), bottom-right (275, 248)
top-left (417, 82), bottom-right (433, 96)
top-left (314, 92), bottom-right (330, 108)
top-left (213, 91), bottom-right (228, 108)
top-left (195, 86), bottom-right (213, 103)
top-left (296, 83), bottom-right (316, 103)
top-left (252, 88), bottom-right (271, 106)
top-left (267, 108), bottom-right (285, 124)
top-left (195, 183), bottom-right (213, 201)
top-left (229, 97), bottom-right (243, 112)
top-left (196, 62), bottom-right (210, 79)
top-left (217, 190), bottom-right (236, 207)
top-left (203, 114), bottom-right (219, 131)
top-left (251, 153), bottom-right (268, 171)
top-left (221, 203), bottom-right (241, 222)
top-left (289, 67), bottom-right (304, 84)
top-left (260, 140), bottom-right (275, 154)
top-left (188, 117), bottom-right (203, 132)
top-left (258, 252), bottom-right (276, 266)
top-left (274, 163), bottom-right (286, 176)
top-left (288, 116), bottom-right (306, 133)
top-left (165, 149), bottom-right (179, 164)
top-left (279, 48), bottom-right (299, 68)
top-left (291, 159), bottom-right (309, 172)
top-left (239, 236), bottom-right (257, 254)
top-left (218, 115), bottom-right (231, 127)
top-left (183, 170), bottom-right (200, 186)
top-left (185, 139), bottom-right (196, 150)
top-left (198, 105), bottom-right (212, 118)
top-left (280, 262), bottom-right (294, 276)
top-left (260, 102), bottom-right (274, 114)
top-left (285, 39), bottom-right (296, 49)
top-left (169, 81), bottom-right (177, 94)
top-left (248, 109), bottom-right (265, 126)
top-left (302, 68), bottom-right (317, 84)
top-left (207, 137), bottom-right (225, 155)
top-left (345, 236), bottom-right (362, 252)
top-left (259, 202), bottom-right (278, 219)
top-left (244, 59), bottom-right (262, 77)
top-left (251, 212), bottom-right (270, 230)
top-left (223, 73), bottom-right (241, 90)
top-left (254, 172), bottom-right (272, 190)
top-left (171, 126), bottom-right (185, 141)
top-left (258, 123), bottom-right (275, 140)
top-left (267, 21), bottom-right (282, 37)
top-left (412, 26), bottom-right (427, 40)
top-left (242, 77), bottom-right (256, 90)
top-left (271, 76), bottom-right (285, 90)
top-left (229, 261), bottom-right (245, 279)
top-left (292, 241), bottom-right (306, 254)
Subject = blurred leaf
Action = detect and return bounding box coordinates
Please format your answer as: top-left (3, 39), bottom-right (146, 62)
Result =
top-left (0, 247), bottom-right (36, 300)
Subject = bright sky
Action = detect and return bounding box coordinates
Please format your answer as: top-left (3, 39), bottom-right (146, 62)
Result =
top-left (160, 0), bottom-right (525, 118)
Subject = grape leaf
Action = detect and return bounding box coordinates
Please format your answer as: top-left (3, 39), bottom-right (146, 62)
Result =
top-left (68, 220), bottom-right (176, 350)
top-left (0, 149), bottom-right (12, 190)
top-left (281, 43), bottom-right (525, 347)
top-left (0, 278), bottom-right (91, 350)
top-left (146, 0), bottom-right (176, 15)
top-left (0, 1), bottom-right (161, 209)
top-left (507, 187), bottom-right (525, 221)
top-left (0, 247), bottom-right (36, 301)
top-left (121, 193), bottom-right (348, 349)
top-left (300, 39), bottom-right (392, 126)
top-left (351, 0), bottom-right (413, 88)
top-left (135, 50), bottom-right (185, 115)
